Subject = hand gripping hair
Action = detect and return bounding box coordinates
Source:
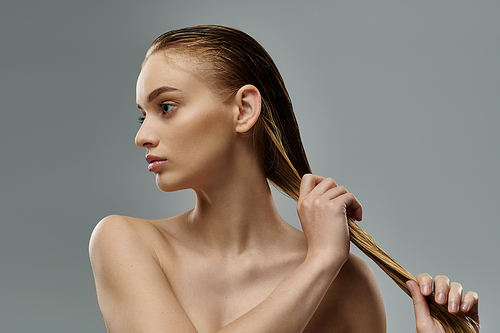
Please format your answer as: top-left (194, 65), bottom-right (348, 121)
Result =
top-left (146, 25), bottom-right (479, 333)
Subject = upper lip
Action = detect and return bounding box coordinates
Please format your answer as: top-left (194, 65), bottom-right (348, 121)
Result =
top-left (145, 155), bottom-right (166, 163)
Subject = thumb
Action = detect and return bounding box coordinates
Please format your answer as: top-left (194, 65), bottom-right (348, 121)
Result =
top-left (407, 280), bottom-right (437, 332)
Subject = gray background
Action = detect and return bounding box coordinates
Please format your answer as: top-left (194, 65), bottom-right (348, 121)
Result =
top-left (1, 0), bottom-right (498, 332)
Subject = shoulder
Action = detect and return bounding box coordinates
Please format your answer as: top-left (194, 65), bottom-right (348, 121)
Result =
top-left (89, 214), bottom-right (183, 278)
top-left (336, 254), bottom-right (386, 331)
top-left (89, 215), bottom-right (161, 287)
top-left (90, 214), bottom-right (158, 240)
top-left (89, 214), bottom-right (136, 245)
top-left (89, 215), bottom-right (197, 332)
top-left (336, 253), bottom-right (382, 294)
top-left (306, 253), bottom-right (386, 332)
top-left (90, 215), bottom-right (148, 261)
top-left (89, 214), bottom-right (177, 257)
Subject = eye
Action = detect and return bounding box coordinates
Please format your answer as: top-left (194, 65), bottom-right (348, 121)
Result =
top-left (138, 116), bottom-right (145, 124)
top-left (161, 103), bottom-right (175, 115)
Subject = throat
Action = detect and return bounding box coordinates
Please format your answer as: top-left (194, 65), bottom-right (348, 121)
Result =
top-left (187, 180), bottom-right (288, 256)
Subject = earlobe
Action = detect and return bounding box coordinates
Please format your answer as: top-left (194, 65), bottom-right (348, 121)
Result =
top-left (234, 84), bottom-right (261, 133)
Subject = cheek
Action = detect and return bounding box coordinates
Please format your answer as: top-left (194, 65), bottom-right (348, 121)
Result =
top-left (155, 108), bottom-right (235, 192)
top-left (193, 115), bottom-right (234, 158)
top-left (169, 109), bottom-right (234, 162)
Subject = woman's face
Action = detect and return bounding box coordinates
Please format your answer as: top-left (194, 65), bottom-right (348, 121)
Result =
top-left (135, 52), bottom-right (237, 192)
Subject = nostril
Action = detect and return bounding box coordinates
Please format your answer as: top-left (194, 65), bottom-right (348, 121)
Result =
top-left (135, 127), bottom-right (158, 148)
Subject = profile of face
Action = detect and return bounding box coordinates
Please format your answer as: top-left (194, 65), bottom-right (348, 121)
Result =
top-left (135, 52), bottom-right (239, 192)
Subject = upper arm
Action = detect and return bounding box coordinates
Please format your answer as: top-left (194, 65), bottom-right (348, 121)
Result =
top-left (341, 254), bottom-right (386, 332)
top-left (305, 254), bottom-right (386, 333)
top-left (89, 215), bottom-right (198, 333)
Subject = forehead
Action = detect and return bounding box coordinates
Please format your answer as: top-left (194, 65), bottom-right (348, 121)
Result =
top-left (136, 52), bottom-right (210, 103)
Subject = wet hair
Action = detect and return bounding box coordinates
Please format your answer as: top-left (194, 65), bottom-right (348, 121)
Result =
top-left (145, 25), bottom-right (478, 332)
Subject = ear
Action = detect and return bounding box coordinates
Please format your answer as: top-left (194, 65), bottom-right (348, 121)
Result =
top-left (233, 84), bottom-right (261, 133)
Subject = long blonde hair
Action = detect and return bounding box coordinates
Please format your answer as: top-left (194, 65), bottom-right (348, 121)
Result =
top-left (146, 25), bottom-right (478, 332)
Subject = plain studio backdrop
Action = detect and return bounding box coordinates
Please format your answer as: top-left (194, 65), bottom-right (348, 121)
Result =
top-left (1, 0), bottom-right (498, 332)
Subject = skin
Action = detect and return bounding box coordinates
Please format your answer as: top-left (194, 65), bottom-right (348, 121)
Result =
top-left (89, 52), bottom-right (479, 332)
top-left (407, 275), bottom-right (479, 333)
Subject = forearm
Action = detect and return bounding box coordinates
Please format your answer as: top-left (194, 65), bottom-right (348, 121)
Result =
top-left (218, 254), bottom-right (344, 333)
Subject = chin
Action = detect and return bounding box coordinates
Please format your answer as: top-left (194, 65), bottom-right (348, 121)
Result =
top-left (156, 180), bottom-right (183, 193)
top-left (154, 167), bottom-right (217, 194)
top-left (155, 173), bottom-right (190, 193)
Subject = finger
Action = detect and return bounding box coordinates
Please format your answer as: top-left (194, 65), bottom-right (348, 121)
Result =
top-left (307, 177), bottom-right (337, 197)
top-left (416, 273), bottom-right (433, 296)
top-left (341, 192), bottom-right (363, 221)
top-left (322, 185), bottom-right (363, 221)
top-left (323, 185), bottom-right (348, 200)
top-left (407, 280), bottom-right (435, 330)
top-left (461, 291), bottom-right (479, 316)
top-left (447, 282), bottom-right (463, 314)
top-left (299, 174), bottom-right (325, 198)
top-left (434, 275), bottom-right (450, 305)
top-left (462, 291), bottom-right (480, 332)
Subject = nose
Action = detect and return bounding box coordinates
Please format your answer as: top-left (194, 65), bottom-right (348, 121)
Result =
top-left (135, 117), bottom-right (160, 148)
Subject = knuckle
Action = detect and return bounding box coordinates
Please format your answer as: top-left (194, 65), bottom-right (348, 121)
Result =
top-left (337, 185), bottom-right (347, 193)
top-left (435, 275), bottom-right (450, 283)
top-left (417, 273), bottom-right (432, 280)
top-left (323, 177), bottom-right (337, 188)
top-left (299, 198), bottom-right (312, 210)
top-left (342, 192), bottom-right (357, 206)
top-left (299, 196), bottom-right (323, 211)
top-left (313, 197), bottom-right (323, 207)
top-left (297, 197), bottom-right (309, 208)
top-left (466, 291), bottom-right (479, 300)
top-left (345, 191), bottom-right (355, 200)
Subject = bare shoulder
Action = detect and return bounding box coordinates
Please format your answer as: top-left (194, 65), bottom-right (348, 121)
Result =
top-left (88, 214), bottom-right (183, 292)
top-left (89, 213), bottom-right (185, 259)
top-left (306, 253), bottom-right (386, 333)
top-left (90, 215), bottom-right (138, 247)
top-left (89, 214), bottom-right (196, 333)
top-left (90, 214), bottom-right (160, 250)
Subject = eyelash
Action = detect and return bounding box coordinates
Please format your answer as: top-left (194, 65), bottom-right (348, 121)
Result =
top-left (137, 103), bottom-right (176, 124)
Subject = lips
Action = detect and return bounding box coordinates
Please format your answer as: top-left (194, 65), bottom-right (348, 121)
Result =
top-left (145, 155), bottom-right (167, 172)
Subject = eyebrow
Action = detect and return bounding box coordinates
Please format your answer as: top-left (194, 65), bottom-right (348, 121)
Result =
top-left (147, 86), bottom-right (181, 103)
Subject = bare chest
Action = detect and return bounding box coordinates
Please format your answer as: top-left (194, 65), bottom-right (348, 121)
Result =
top-left (161, 251), bottom-right (299, 332)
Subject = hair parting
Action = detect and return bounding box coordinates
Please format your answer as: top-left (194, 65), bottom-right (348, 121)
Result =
top-left (146, 25), bottom-right (479, 332)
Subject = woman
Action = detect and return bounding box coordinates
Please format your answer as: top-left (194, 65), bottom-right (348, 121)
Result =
top-left (89, 25), bottom-right (479, 332)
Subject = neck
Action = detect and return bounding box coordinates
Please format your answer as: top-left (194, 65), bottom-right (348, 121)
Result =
top-left (185, 153), bottom-right (292, 257)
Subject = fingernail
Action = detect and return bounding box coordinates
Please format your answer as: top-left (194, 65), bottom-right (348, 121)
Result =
top-left (436, 293), bottom-right (445, 303)
top-left (450, 302), bottom-right (458, 312)
top-left (423, 285), bottom-right (431, 295)
top-left (406, 281), bottom-right (413, 294)
top-left (461, 302), bottom-right (470, 312)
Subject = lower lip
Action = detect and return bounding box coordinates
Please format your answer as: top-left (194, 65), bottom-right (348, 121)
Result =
top-left (148, 160), bottom-right (167, 172)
